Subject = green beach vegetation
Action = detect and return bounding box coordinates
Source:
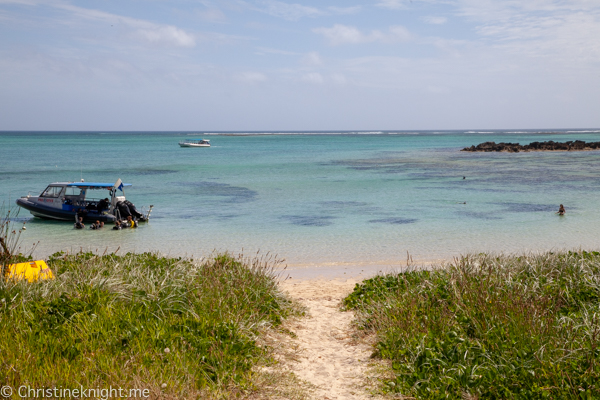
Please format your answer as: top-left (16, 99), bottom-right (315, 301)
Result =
top-left (0, 207), bottom-right (29, 277)
top-left (344, 252), bottom-right (600, 399)
top-left (0, 244), bottom-right (298, 398)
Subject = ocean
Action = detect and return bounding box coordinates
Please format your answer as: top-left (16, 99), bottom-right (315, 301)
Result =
top-left (2, 130), bottom-right (600, 274)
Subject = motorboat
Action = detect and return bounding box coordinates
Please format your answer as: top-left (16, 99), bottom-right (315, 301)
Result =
top-left (16, 179), bottom-right (153, 223)
top-left (179, 139), bottom-right (210, 147)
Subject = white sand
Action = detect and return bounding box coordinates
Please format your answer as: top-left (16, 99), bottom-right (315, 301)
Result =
top-left (277, 278), bottom-right (386, 400)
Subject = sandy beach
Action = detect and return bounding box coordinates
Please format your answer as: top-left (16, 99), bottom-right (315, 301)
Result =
top-left (274, 278), bottom-right (387, 400)
top-left (266, 259), bottom-right (442, 399)
top-left (281, 257), bottom-right (443, 281)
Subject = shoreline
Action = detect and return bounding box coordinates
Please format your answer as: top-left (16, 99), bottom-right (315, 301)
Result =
top-left (25, 241), bottom-right (596, 282)
top-left (282, 258), bottom-right (444, 281)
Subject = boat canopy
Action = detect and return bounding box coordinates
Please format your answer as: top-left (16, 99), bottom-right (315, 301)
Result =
top-left (65, 182), bottom-right (132, 189)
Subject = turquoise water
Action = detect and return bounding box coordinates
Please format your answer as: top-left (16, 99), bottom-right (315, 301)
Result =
top-left (2, 130), bottom-right (600, 268)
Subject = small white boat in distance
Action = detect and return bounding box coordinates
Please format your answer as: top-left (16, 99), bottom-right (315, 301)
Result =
top-left (179, 139), bottom-right (210, 147)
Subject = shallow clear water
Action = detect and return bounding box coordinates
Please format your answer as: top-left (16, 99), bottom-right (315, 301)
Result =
top-left (2, 130), bottom-right (600, 267)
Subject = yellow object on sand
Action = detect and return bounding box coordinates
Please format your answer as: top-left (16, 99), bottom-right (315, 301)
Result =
top-left (6, 260), bottom-right (54, 282)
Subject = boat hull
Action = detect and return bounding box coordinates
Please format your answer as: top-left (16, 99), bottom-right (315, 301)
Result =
top-left (16, 198), bottom-right (117, 223)
top-left (179, 143), bottom-right (210, 147)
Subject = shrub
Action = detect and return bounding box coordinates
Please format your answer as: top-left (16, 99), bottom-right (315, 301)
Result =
top-left (345, 252), bottom-right (600, 399)
top-left (0, 251), bottom-right (293, 398)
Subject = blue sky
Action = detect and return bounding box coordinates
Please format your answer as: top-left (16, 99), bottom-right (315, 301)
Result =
top-left (1, 0), bottom-right (599, 130)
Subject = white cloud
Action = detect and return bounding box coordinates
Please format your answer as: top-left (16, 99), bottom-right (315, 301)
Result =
top-left (328, 6), bottom-right (362, 15)
top-left (238, 1), bottom-right (360, 20)
top-left (197, 31), bottom-right (253, 46)
top-left (456, 1), bottom-right (600, 62)
top-left (313, 24), bottom-right (411, 45)
top-left (134, 26), bottom-right (195, 47)
top-left (0, 0), bottom-right (39, 4)
top-left (453, 0), bottom-right (598, 21)
top-left (422, 16), bottom-right (448, 24)
top-left (255, 47), bottom-right (299, 56)
top-left (456, 0), bottom-right (599, 21)
top-left (302, 72), bottom-right (324, 84)
top-left (252, 48), bottom-right (322, 66)
top-left (331, 73), bottom-right (347, 85)
top-left (313, 24), bottom-right (364, 45)
top-left (302, 52), bottom-right (322, 66)
top-left (388, 26), bottom-right (411, 41)
top-left (21, 2), bottom-right (199, 48)
top-left (258, 0), bottom-right (322, 20)
top-left (235, 71), bottom-right (267, 83)
top-left (427, 37), bottom-right (469, 57)
top-left (375, 0), bottom-right (409, 10)
top-left (195, 7), bottom-right (227, 23)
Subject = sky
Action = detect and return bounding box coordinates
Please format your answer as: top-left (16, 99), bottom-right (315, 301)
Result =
top-left (0, 0), bottom-right (599, 131)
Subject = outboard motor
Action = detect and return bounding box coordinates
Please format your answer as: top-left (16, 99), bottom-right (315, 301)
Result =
top-left (116, 201), bottom-right (132, 218)
top-left (124, 200), bottom-right (144, 220)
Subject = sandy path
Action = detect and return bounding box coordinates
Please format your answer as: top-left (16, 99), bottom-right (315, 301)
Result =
top-left (279, 279), bottom-right (383, 400)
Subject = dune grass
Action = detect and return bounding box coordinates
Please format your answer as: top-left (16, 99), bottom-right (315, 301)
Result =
top-left (0, 207), bottom-right (29, 277)
top-left (0, 250), bottom-right (296, 399)
top-left (344, 251), bottom-right (600, 399)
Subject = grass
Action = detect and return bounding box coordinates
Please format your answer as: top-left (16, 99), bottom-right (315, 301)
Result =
top-left (0, 207), bottom-right (30, 277)
top-left (344, 251), bottom-right (600, 400)
top-left (0, 250), bottom-right (298, 399)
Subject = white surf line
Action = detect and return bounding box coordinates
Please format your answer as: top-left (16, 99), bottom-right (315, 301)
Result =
top-left (281, 280), bottom-right (384, 400)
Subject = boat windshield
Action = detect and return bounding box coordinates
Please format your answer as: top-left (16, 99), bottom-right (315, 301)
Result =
top-left (65, 187), bottom-right (84, 196)
top-left (40, 186), bottom-right (64, 198)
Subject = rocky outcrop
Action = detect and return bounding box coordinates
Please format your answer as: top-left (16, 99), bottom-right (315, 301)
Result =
top-left (462, 140), bottom-right (600, 153)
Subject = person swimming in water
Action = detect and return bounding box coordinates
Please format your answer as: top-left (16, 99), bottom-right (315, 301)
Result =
top-left (74, 216), bottom-right (85, 229)
top-left (125, 215), bottom-right (138, 228)
top-left (557, 204), bottom-right (565, 215)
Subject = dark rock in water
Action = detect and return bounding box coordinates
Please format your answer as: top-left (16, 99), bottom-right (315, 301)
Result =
top-left (462, 140), bottom-right (600, 152)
